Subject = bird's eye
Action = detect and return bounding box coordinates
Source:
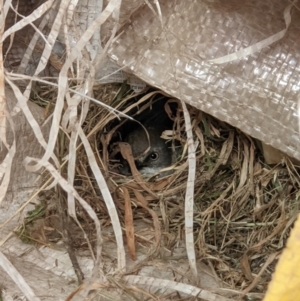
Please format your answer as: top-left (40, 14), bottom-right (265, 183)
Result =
top-left (150, 152), bottom-right (159, 161)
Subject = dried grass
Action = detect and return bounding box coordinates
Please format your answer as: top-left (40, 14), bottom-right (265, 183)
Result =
top-left (25, 84), bottom-right (300, 300)
top-left (2, 1), bottom-right (300, 300)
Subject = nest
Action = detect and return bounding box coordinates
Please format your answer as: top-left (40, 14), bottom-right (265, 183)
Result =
top-left (20, 83), bottom-right (300, 300)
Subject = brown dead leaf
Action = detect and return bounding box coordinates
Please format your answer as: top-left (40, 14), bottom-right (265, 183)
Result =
top-left (241, 251), bottom-right (253, 281)
top-left (240, 252), bottom-right (278, 299)
top-left (133, 189), bottom-right (161, 247)
top-left (237, 139), bottom-right (250, 189)
top-left (122, 187), bottom-right (136, 261)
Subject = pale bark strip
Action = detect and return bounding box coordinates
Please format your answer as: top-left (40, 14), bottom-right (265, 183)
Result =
top-left (0, 251), bottom-right (41, 301)
top-left (67, 130), bottom-right (79, 219)
top-left (181, 100), bottom-right (197, 278)
top-left (0, 0), bottom-right (7, 146)
top-left (78, 127), bottom-right (126, 272)
top-left (125, 275), bottom-right (232, 301)
top-left (0, 112), bottom-right (16, 206)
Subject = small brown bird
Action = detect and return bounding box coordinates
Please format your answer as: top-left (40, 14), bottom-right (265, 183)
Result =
top-left (124, 125), bottom-right (173, 175)
top-left (117, 97), bottom-right (180, 176)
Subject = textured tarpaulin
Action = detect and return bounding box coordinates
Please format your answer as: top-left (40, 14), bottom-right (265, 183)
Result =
top-left (107, 0), bottom-right (300, 160)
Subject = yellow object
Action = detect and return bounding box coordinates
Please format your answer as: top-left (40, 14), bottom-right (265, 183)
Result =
top-left (264, 214), bottom-right (300, 301)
